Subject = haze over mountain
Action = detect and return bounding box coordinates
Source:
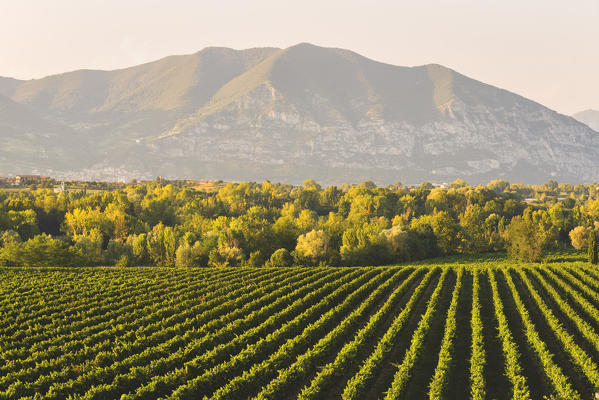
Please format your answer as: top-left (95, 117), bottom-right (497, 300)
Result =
top-left (1, 43), bottom-right (598, 184)
top-left (573, 109), bottom-right (599, 132)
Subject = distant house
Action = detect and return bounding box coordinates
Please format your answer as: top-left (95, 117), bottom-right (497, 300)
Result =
top-left (54, 182), bottom-right (66, 193)
top-left (0, 177), bottom-right (13, 187)
top-left (15, 175), bottom-right (50, 184)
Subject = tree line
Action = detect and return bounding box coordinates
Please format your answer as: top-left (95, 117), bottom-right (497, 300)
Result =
top-left (1, 178), bottom-right (599, 267)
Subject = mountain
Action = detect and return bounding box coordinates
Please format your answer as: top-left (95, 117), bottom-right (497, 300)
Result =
top-left (0, 93), bottom-right (82, 174)
top-left (1, 43), bottom-right (598, 184)
top-left (573, 109), bottom-right (599, 132)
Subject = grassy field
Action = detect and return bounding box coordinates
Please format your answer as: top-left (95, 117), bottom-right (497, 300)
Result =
top-left (1, 252), bottom-right (598, 399)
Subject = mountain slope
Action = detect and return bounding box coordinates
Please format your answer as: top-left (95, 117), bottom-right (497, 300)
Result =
top-left (1, 43), bottom-right (598, 184)
top-left (151, 43), bottom-right (599, 183)
top-left (0, 94), bottom-right (82, 172)
top-left (7, 47), bottom-right (277, 115)
top-left (164, 43), bottom-right (443, 138)
top-left (573, 109), bottom-right (599, 132)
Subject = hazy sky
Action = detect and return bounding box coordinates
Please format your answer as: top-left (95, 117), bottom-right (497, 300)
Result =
top-left (0, 0), bottom-right (597, 114)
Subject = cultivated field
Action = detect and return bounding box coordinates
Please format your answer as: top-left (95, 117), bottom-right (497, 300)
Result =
top-left (2, 259), bottom-right (599, 399)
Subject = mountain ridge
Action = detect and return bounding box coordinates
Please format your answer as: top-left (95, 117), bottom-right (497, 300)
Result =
top-left (573, 109), bottom-right (599, 132)
top-left (0, 43), bottom-right (597, 184)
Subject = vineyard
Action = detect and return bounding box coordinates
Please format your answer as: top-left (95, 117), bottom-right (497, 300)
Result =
top-left (2, 260), bottom-right (599, 399)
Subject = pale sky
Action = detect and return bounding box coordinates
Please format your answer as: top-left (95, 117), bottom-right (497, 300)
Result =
top-left (0, 0), bottom-right (597, 114)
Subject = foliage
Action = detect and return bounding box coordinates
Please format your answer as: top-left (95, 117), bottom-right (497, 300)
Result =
top-left (295, 229), bottom-right (332, 266)
top-left (1, 179), bottom-right (599, 267)
top-left (1, 259), bottom-right (599, 398)
top-left (504, 209), bottom-right (553, 262)
top-left (569, 226), bottom-right (590, 250)
top-left (0, 233), bottom-right (77, 267)
top-left (269, 248), bottom-right (293, 268)
top-left (589, 230), bottom-right (598, 264)
top-left (340, 222), bottom-right (393, 266)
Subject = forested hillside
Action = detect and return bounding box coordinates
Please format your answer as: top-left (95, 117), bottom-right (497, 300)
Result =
top-left (1, 179), bottom-right (598, 267)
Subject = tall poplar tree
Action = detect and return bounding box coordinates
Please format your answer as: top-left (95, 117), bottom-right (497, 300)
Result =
top-left (589, 230), bottom-right (598, 265)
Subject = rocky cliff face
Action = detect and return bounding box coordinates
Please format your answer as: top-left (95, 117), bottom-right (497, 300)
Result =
top-left (150, 85), bottom-right (599, 184)
top-left (1, 43), bottom-right (597, 184)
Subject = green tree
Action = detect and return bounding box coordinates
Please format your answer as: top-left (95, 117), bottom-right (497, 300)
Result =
top-left (146, 223), bottom-right (177, 267)
top-left (269, 248), bottom-right (293, 268)
top-left (380, 225), bottom-right (411, 262)
top-left (163, 226), bottom-right (177, 266)
top-left (320, 186), bottom-right (343, 212)
top-left (175, 240), bottom-right (212, 267)
top-left (504, 215), bottom-right (544, 262)
top-left (459, 204), bottom-right (489, 253)
top-left (0, 230), bottom-right (21, 247)
top-left (0, 234), bottom-right (76, 267)
top-left (295, 229), bottom-right (331, 266)
top-left (175, 242), bottom-right (193, 267)
top-left (484, 213), bottom-right (504, 250)
top-left (130, 233), bottom-right (149, 265)
top-left (245, 251), bottom-right (264, 267)
top-left (105, 239), bottom-right (133, 266)
top-left (72, 229), bottom-right (104, 265)
top-left (569, 226), bottom-right (589, 250)
top-left (340, 223), bottom-right (393, 266)
top-left (63, 207), bottom-right (112, 238)
top-left (588, 230), bottom-right (598, 264)
top-left (410, 211), bottom-right (465, 255)
top-left (209, 242), bottom-right (244, 267)
top-left (7, 210), bottom-right (40, 240)
top-left (192, 238), bottom-right (215, 267)
top-left (487, 179), bottom-right (510, 193)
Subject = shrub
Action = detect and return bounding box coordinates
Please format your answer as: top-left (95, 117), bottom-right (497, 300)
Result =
top-left (270, 248), bottom-right (293, 268)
